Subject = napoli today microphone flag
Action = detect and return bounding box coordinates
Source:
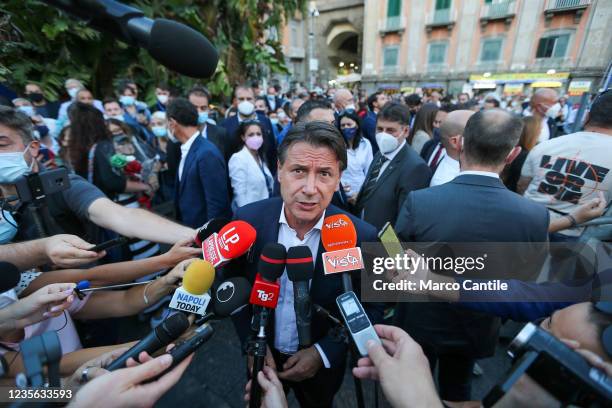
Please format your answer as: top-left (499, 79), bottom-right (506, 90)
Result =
top-left (201, 220), bottom-right (256, 267)
top-left (168, 259), bottom-right (215, 315)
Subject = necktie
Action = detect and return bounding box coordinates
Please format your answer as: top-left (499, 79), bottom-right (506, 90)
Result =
top-left (357, 155), bottom-right (388, 208)
top-left (429, 143), bottom-right (444, 172)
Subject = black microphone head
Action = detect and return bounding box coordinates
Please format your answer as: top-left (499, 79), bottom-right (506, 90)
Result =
top-left (258, 243), bottom-right (287, 282)
top-left (197, 217), bottom-right (230, 243)
top-left (0, 262), bottom-right (21, 293)
top-left (149, 19), bottom-right (218, 78)
top-left (156, 312), bottom-right (190, 343)
top-left (286, 246), bottom-right (314, 282)
top-left (213, 277), bottom-right (251, 317)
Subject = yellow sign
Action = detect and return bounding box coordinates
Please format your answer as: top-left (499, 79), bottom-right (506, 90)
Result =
top-left (568, 80), bottom-right (591, 96)
top-left (400, 87), bottom-right (415, 94)
top-left (469, 72), bottom-right (570, 82)
top-left (503, 83), bottom-right (524, 95)
top-left (531, 81), bottom-right (563, 88)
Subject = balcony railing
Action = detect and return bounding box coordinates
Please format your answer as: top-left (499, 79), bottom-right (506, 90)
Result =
top-left (382, 66), bottom-right (399, 76)
top-left (426, 7), bottom-right (456, 30)
top-left (379, 16), bottom-right (406, 34)
top-left (545, 0), bottom-right (591, 11)
top-left (481, 1), bottom-right (517, 20)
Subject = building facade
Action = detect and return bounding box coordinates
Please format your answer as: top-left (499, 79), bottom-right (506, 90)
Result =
top-left (361, 0), bottom-right (612, 97)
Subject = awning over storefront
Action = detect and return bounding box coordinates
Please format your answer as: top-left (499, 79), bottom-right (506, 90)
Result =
top-left (503, 83), bottom-right (524, 95)
top-left (420, 83), bottom-right (445, 88)
top-left (531, 81), bottom-right (563, 88)
top-left (469, 72), bottom-right (570, 84)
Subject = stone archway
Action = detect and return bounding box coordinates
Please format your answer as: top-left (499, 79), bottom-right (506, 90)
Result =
top-left (326, 23), bottom-right (360, 77)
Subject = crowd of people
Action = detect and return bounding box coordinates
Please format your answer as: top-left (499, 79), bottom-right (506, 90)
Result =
top-left (0, 74), bottom-right (611, 408)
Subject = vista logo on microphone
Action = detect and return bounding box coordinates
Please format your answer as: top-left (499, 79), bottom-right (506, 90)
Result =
top-left (322, 247), bottom-right (364, 275)
top-left (324, 218), bottom-right (348, 229)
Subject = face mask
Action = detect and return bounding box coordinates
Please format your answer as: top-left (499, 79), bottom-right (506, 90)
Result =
top-left (104, 114), bottom-right (125, 122)
top-left (67, 88), bottom-right (79, 99)
top-left (0, 144), bottom-right (32, 184)
top-left (245, 135), bottom-right (264, 150)
top-left (342, 127), bottom-right (357, 140)
top-left (27, 93), bottom-right (44, 103)
top-left (152, 126), bottom-right (167, 137)
top-left (238, 101), bottom-right (255, 117)
top-left (270, 118), bottom-right (279, 126)
top-left (120, 95), bottom-right (135, 106)
top-left (166, 125), bottom-right (178, 143)
top-left (157, 94), bottom-right (169, 105)
top-left (545, 104), bottom-right (559, 119)
top-left (376, 132), bottom-right (399, 154)
top-left (0, 210), bottom-right (18, 244)
top-left (17, 106), bottom-right (35, 117)
top-left (345, 104), bottom-right (356, 112)
top-left (198, 111), bottom-right (209, 125)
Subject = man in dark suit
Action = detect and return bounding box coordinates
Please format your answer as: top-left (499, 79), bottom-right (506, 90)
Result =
top-left (225, 122), bottom-right (384, 408)
top-left (265, 84), bottom-right (283, 112)
top-left (220, 85), bottom-right (277, 173)
top-left (354, 102), bottom-right (432, 232)
top-left (166, 98), bottom-right (230, 228)
top-left (363, 91), bottom-right (389, 154)
top-left (394, 109), bottom-right (550, 402)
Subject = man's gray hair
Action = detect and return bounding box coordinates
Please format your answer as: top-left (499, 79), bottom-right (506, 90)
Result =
top-left (0, 106), bottom-right (34, 144)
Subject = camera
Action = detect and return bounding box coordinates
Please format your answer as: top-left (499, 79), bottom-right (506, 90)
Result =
top-left (14, 168), bottom-right (70, 204)
top-left (483, 322), bottom-right (612, 407)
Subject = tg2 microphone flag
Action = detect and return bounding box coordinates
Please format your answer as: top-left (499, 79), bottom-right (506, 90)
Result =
top-left (249, 243), bottom-right (286, 309)
top-left (202, 220), bottom-right (256, 267)
top-left (168, 260), bottom-right (215, 315)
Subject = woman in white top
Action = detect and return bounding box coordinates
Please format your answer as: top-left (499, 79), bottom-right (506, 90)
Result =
top-left (337, 111), bottom-right (373, 201)
top-left (408, 103), bottom-right (439, 155)
top-left (228, 120), bottom-right (274, 210)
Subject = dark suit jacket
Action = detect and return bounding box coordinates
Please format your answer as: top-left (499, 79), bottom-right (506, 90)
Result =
top-left (362, 111), bottom-right (379, 154)
top-left (419, 128), bottom-right (442, 164)
top-left (265, 95), bottom-right (283, 112)
top-left (547, 117), bottom-right (559, 140)
top-left (394, 174), bottom-right (549, 357)
top-left (205, 123), bottom-right (232, 162)
top-left (175, 135), bottom-right (231, 228)
top-left (355, 144), bottom-right (431, 232)
top-left (220, 112), bottom-right (277, 174)
top-left (225, 197), bottom-right (385, 368)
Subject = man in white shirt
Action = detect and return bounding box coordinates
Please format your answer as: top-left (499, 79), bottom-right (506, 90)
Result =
top-left (430, 110), bottom-right (474, 187)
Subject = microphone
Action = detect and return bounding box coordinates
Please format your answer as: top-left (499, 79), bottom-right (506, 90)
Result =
top-left (249, 243), bottom-right (286, 408)
top-left (195, 217), bottom-right (230, 247)
top-left (202, 220), bottom-right (257, 268)
top-left (286, 246), bottom-right (314, 348)
top-left (320, 214), bottom-right (364, 292)
top-left (0, 262), bottom-right (21, 293)
top-left (168, 260), bottom-right (215, 316)
top-left (106, 312), bottom-right (189, 371)
top-left (42, 0), bottom-right (219, 78)
top-left (195, 277), bottom-right (252, 325)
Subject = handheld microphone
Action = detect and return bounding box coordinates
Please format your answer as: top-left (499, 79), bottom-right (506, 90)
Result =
top-left (249, 243), bottom-right (286, 408)
top-left (168, 260), bottom-right (215, 315)
top-left (286, 246), bottom-right (314, 348)
top-left (202, 220), bottom-right (257, 268)
top-left (194, 217), bottom-right (230, 247)
top-left (0, 262), bottom-right (21, 293)
top-left (106, 312), bottom-right (189, 371)
top-left (195, 277), bottom-right (252, 325)
top-left (42, 0), bottom-right (219, 78)
top-left (321, 214), bottom-right (364, 292)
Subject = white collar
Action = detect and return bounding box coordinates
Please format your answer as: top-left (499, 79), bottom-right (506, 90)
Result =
top-left (279, 203), bottom-right (326, 233)
top-left (180, 130), bottom-right (200, 154)
top-left (382, 140), bottom-right (406, 161)
top-left (458, 170), bottom-right (500, 179)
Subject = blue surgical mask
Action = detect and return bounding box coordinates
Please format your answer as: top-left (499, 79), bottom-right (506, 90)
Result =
top-left (198, 111), bottom-right (209, 125)
top-left (0, 145), bottom-right (31, 184)
top-left (270, 118), bottom-right (279, 126)
top-left (0, 210), bottom-right (17, 244)
top-left (17, 106), bottom-right (35, 117)
top-left (120, 95), bottom-right (135, 106)
top-left (152, 126), bottom-right (167, 137)
top-left (342, 127), bottom-right (357, 140)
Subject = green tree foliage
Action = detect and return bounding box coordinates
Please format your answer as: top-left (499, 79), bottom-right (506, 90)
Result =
top-left (0, 0), bottom-right (305, 103)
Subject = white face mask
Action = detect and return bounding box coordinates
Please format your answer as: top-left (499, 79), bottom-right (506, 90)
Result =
top-left (375, 132), bottom-right (399, 154)
top-left (157, 94), bottom-right (169, 104)
top-left (166, 124), bottom-right (178, 143)
top-left (67, 87), bottom-right (80, 99)
top-left (238, 101), bottom-right (255, 117)
top-left (0, 144), bottom-right (32, 184)
top-left (345, 104), bottom-right (356, 111)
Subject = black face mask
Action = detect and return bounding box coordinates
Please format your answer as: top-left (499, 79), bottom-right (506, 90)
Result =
top-left (26, 93), bottom-right (44, 103)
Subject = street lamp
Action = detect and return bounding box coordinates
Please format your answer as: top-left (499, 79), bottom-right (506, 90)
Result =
top-left (547, 69), bottom-right (556, 75)
top-left (339, 62), bottom-right (345, 67)
top-left (308, 1), bottom-right (319, 90)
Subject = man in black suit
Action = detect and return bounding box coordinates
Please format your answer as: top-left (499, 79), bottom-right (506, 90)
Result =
top-left (225, 122), bottom-right (384, 408)
top-left (265, 84), bottom-right (283, 112)
top-left (187, 86), bottom-right (231, 161)
top-left (394, 109), bottom-right (550, 402)
top-left (354, 102), bottom-right (431, 232)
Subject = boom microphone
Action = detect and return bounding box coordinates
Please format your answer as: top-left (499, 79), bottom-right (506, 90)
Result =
top-left (286, 246), bottom-right (314, 348)
top-left (42, 0), bottom-right (219, 78)
top-left (106, 312), bottom-right (189, 371)
top-left (195, 217), bottom-right (230, 247)
top-left (168, 260), bottom-right (215, 315)
top-left (202, 220), bottom-right (257, 268)
top-left (0, 262), bottom-right (21, 293)
top-left (320, 214), bottom-right (364, 292)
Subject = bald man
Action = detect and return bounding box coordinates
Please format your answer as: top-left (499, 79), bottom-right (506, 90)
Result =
top-left (530, 88), bottom-right (559, 143)
top-left (430, 110), bottom-right (474, 186)
top-left (332, 88), bottom-right (356, 113)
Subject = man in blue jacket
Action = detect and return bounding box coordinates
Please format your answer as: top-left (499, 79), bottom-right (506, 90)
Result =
top-left (225, 121), bottom-right (384, 408)
top-left (166, 98), bottom-right (230, 228)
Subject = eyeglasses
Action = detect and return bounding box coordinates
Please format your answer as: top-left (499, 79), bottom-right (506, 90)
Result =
top-left (593, 301), bottom-right (612, 358)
